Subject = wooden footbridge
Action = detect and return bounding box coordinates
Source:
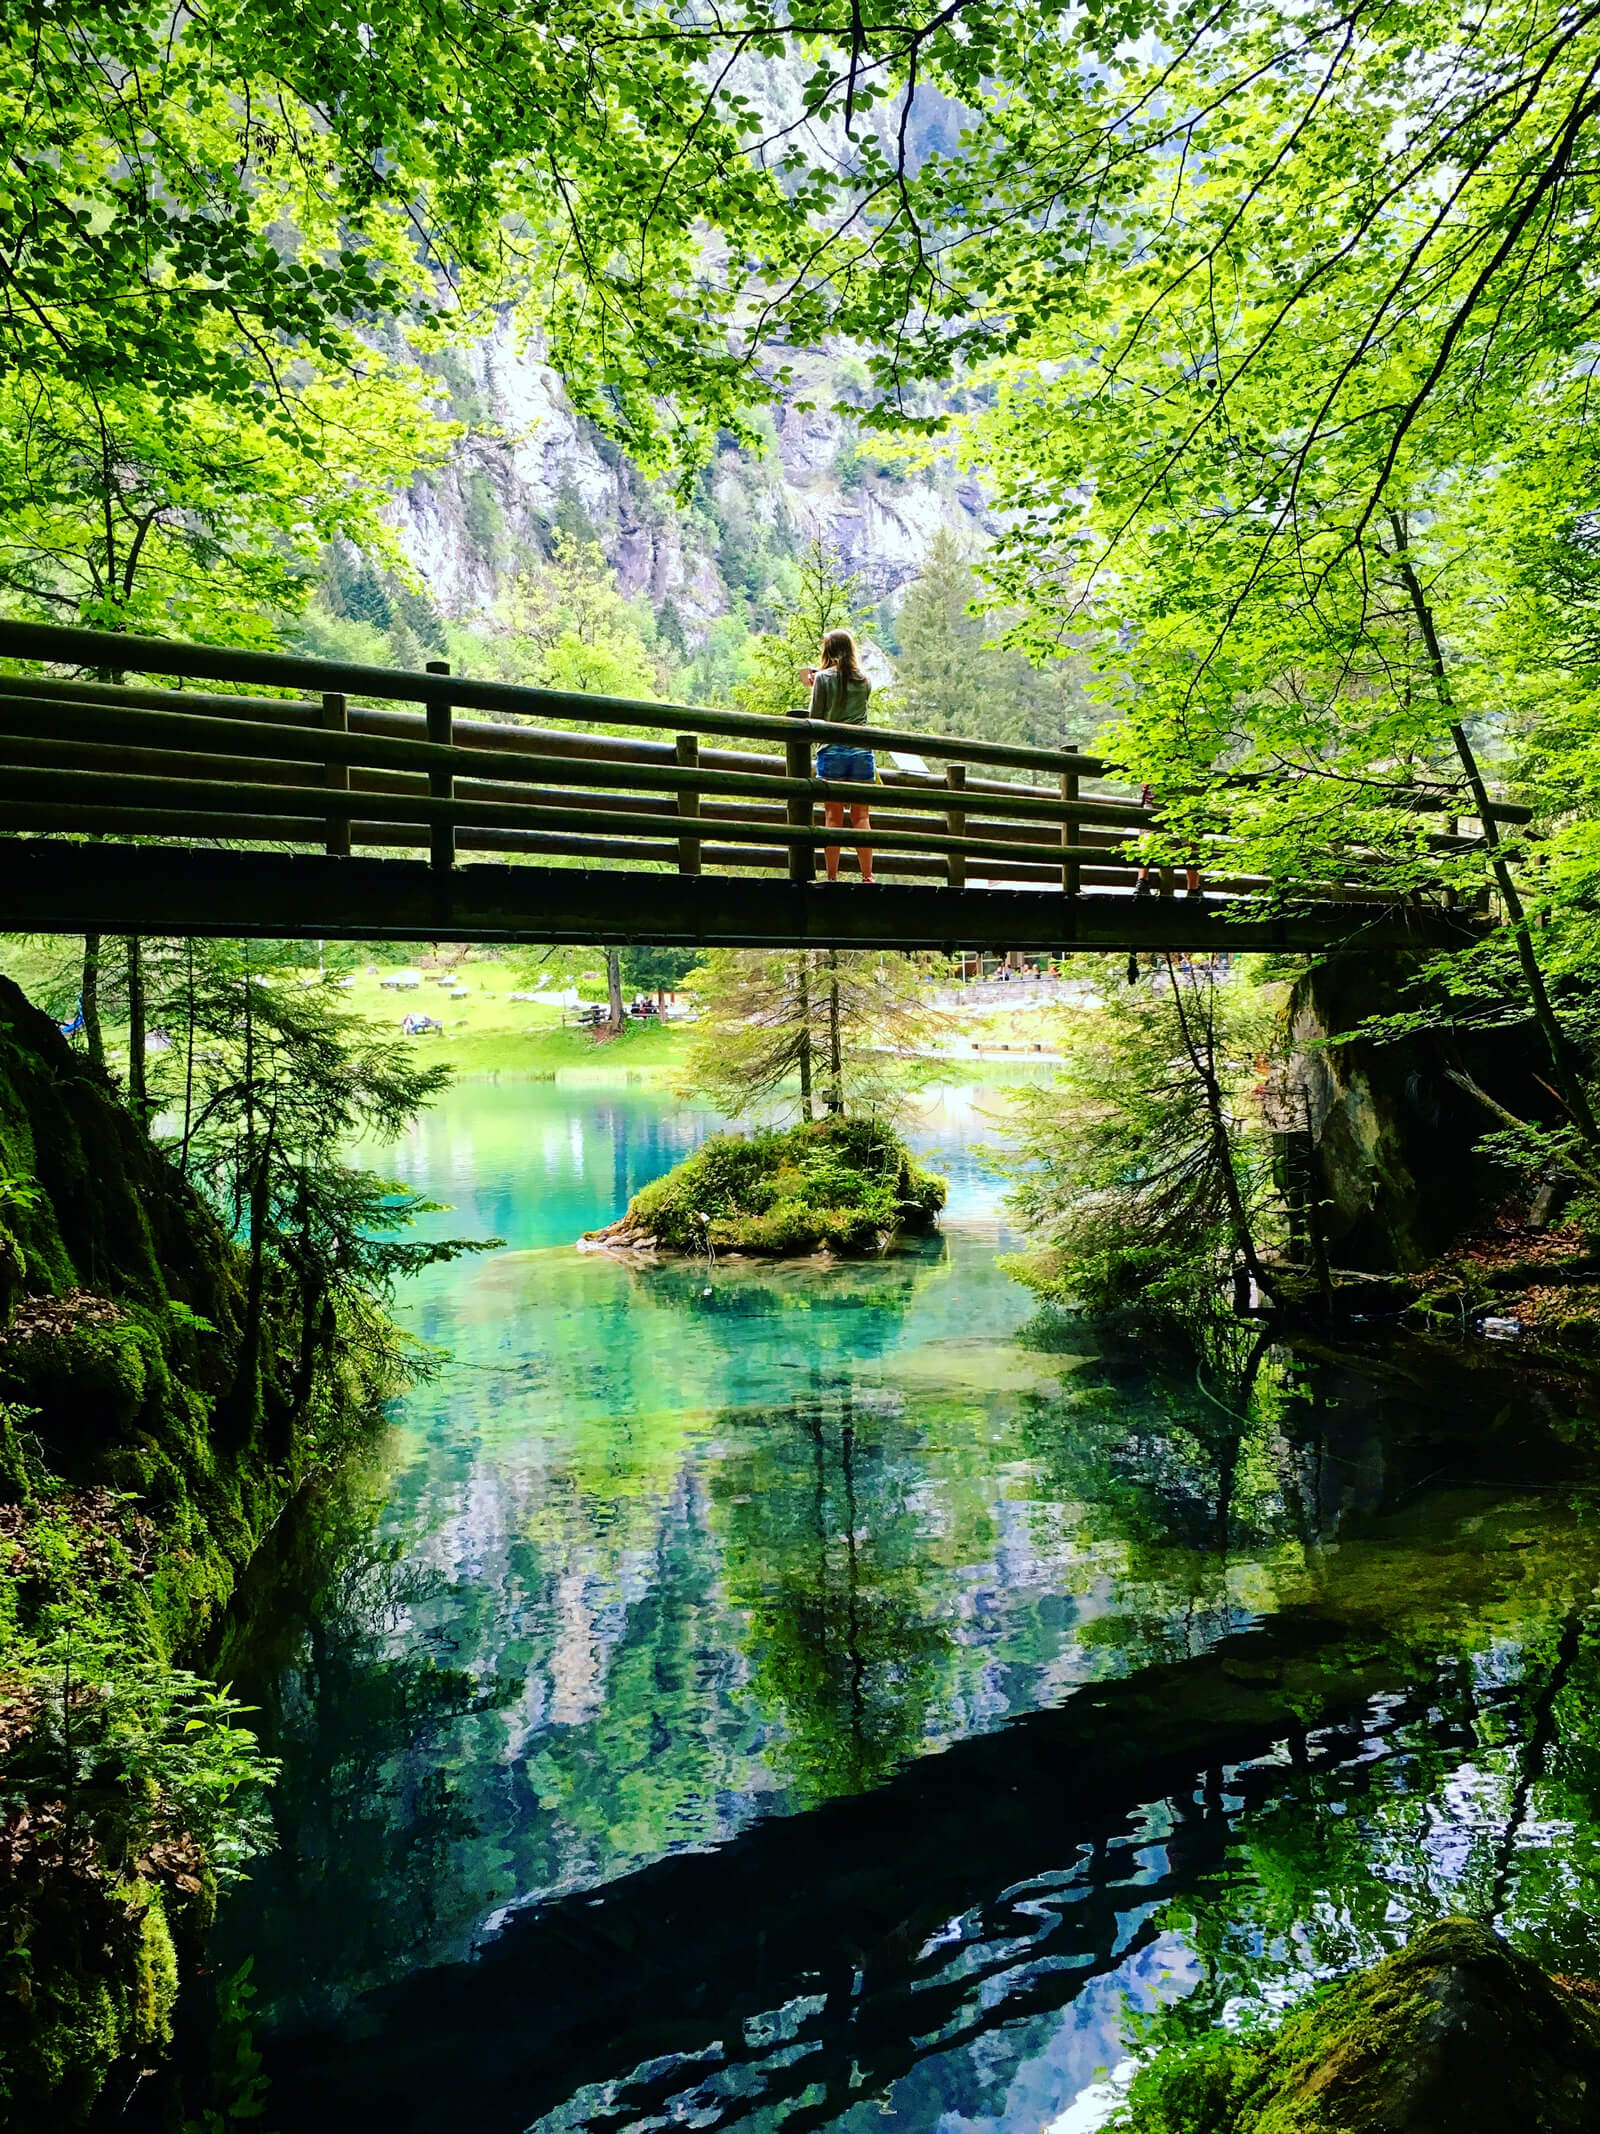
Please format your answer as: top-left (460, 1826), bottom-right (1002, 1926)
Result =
top-left (0, 621), bottom-right (1507, 954)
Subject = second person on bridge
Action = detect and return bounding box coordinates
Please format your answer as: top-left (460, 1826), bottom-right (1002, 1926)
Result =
top-left (804, 630), bottom-right (876, 886)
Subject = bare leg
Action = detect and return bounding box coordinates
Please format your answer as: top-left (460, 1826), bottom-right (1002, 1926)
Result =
top-left (852, 805), bottom-right (874, 883)
top-left (824, 800), bottom-right (845, 882)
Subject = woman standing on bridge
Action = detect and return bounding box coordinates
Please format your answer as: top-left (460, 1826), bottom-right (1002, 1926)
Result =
top-left (805, 630), bottom-right (876, 885)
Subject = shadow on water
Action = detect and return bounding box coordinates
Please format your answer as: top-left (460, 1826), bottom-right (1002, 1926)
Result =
top-left (108, 1082), bottom-right (1600, 2134)
top-left (188, 1354), bottom-right (1600, 2133)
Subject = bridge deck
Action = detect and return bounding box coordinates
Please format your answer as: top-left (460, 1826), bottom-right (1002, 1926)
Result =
top-left (0, 839), bottom-right (1488, 953)
top-left (0, 621), bottom-right (1506, 952)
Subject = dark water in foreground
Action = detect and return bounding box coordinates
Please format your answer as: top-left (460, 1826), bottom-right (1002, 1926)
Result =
top-left (144, 1079), bottom-right (1600, 2133)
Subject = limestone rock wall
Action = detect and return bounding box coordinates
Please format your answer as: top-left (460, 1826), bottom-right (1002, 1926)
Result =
top-left (385, 322), bottom-right (994, 640)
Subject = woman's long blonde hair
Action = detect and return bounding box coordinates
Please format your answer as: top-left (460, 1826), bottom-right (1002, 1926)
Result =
top-left (820, 629), bottom-right (867, 687)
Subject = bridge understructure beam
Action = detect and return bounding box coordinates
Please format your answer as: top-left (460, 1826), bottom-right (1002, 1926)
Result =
top-left (0, 840), bottom-right (1489, 954)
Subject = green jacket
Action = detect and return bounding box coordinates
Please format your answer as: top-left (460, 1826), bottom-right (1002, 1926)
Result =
top-left (810, 668), bottom-right (872, 725)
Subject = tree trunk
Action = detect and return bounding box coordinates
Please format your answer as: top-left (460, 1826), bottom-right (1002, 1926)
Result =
top-left (1388, 513), bottom-right (1600, 1153)
top-left (826, 948), bottom-right (844, 1115)
top-left (239, 955), bottom-right (254, 1231)
top-left (180, 941), bottom-right (196, 1172)
top-left (229, 1133), bottom-right (274, 1436)
top-left (292, 1268), bottom-right (326, 1416)
top-left (1165, 957), bottom-right (1276, 1301)
top-left (125, 937), bottom-right (147, 1118)
top-left (797, 956), bottom-right (815, 1122)
top-left (606, 947), bottom-right (624, 1032)
top-left (81, 933), bottom-right (104, 1070)
top-left (1450, 717), bottom-right (1599, 1148)
top-left (1444, 1065), bottom-right (1600, 1189)
top-left (1490, 1609), bottom-right (1582, 1923)
top-left (223, 958), bottom-right (268, 1435)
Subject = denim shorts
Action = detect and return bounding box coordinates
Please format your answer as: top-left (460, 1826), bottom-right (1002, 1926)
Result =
top-left (816, 743), bottom-right (875, 783)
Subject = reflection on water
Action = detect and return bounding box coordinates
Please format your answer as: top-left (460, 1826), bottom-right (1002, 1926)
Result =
top-left (179, 1079), bottom-right (1600, 2134)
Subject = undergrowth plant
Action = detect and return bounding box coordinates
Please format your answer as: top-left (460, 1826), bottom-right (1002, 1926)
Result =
top-left (1001, 958), bottom-right (1282, 1316)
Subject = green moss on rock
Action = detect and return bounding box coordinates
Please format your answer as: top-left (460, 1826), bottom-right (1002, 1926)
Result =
top-left (1119, 1919), bottom-right (1600, 2134)
top-left (0, 977), bottom-right (238, 1325)
top-left (0, 1876), bottom-right (183, 2129)
top-left (0, 1308), bottom-right (166, 1434)
top-left (0, 975), bottom-right (334, 2124)
top-left (595, 1115), bottom-right (947, 1258)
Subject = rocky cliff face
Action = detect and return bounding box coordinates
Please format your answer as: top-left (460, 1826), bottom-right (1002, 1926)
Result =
top-left (1279, 959), bottom-right (1556, 1273)
top-left (387, 321), bottom-right (992, 637)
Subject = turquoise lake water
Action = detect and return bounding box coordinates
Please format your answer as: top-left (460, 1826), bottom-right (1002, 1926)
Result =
top-left (164, 1075), bottom-right (1600, 2134)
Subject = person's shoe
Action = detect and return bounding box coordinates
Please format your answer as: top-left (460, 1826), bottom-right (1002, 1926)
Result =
top-left (861, 874), bottom-right (877, 886)
top-left (1184, 885), bottom-right (1204, 899)
top-left (1134, 878), bottom-right (1154, 897)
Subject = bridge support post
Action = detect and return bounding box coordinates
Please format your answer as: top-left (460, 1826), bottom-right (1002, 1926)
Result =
top-left (425, 660), bottom-right (453, 871)
top-left (785, 712), bottom-right (813, 884)
top-left (675, 735), bottom-right (701, 875)
top-left (1061, 754), bottom-right (1079, 897)
top-left (322, 692), bottom-right (350, 857)
top-left (945, 764), bottom-right (966, 889)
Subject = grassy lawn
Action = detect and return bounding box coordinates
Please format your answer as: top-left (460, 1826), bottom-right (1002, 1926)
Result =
top-left (0, 939), bottom-right (693, 1083)
top-left (318, 963), bottom-right (692, 1078)
top-left (1, 938), bottom-right (1078, 1084)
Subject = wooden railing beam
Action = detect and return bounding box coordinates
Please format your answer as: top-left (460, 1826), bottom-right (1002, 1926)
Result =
top-left (0, 732), bottom-right (1157, 871)
top-left (0, 619), bottom-right (1101, 779)
top-left (0, 629), bottom-right (1537, 825)
top-left (0, 672), bottom-right (1314, 827)
top-left (0, 691), bottom-right (1124, 832)
top-left (0, 762), bottom-right (1141, 873)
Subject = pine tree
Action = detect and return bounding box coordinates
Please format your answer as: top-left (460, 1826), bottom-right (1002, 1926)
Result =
top-left (893, 528), bottom-right (1096, 750)
top-left (734, 540), bottom-right (875, 720)
top-left (893, 529), bottom-right (988, 734)
top-left (680, 950), bottom-right (940, 1121)
top-left (1001, 959), bottom-right (1281, 1315)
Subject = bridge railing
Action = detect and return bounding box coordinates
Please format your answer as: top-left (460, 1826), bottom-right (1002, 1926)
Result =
top-left (0, 621), bottom-right (1524, 901)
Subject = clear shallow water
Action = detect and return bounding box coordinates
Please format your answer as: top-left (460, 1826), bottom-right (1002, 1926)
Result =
top-left (171, 1077), bottom-right (1600, 2134)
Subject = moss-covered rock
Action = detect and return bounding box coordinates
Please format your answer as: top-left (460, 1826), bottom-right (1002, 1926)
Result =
top-left (0, 977), bottom-right (239, 1328)
top-left (1119, 1919), bottom-right (1600, 2134)
top-left (1282, 960), bottom-right (1558, 1274)
top-left (0, 976), bottom-right (335, 2125)
top-left (0, 1300), bottom-right (167, 1435)
top-left (584, 1115), bottom-right (947, 1259)
top-left (0, 1871), bottom-right (184, 2129)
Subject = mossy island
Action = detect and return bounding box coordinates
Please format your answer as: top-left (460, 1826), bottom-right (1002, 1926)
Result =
top-left (581, 1115), bottom-right (948, 1260)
